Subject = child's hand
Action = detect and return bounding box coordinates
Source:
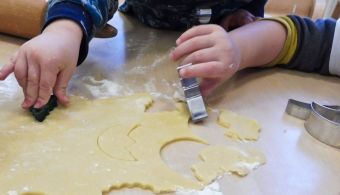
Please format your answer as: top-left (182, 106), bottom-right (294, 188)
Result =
top-left (220, 9), bottom-right (257, 31)
top-left (0, 20), bottom-right (83, 109)
top-left (170, 25), bottom-right (241, 96)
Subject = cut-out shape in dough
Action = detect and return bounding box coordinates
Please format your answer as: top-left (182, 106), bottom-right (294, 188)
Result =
top-left (0, 94), bottom-right (209, 194)
top-left (97, 124), bottom-right (138, 161)
top-left (128, 110), bottom-right (207, 161)
top-left (218, 110), bottom-right (261, 141)
top-left (191, 145), bottom-right (266, 185)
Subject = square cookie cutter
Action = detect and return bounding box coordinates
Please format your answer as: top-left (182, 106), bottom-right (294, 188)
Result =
top-left (285, 99), bottom-right (340, 148)
top-left (177, 63), bottom-right (208, 123)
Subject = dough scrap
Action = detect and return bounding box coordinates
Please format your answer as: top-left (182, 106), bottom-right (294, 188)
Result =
top-left (0, 94), bottom-right (207, 194)
top-left (218, 110), bottom-right (261, 141)
top-left (191, 145), bottom-right (266, 185)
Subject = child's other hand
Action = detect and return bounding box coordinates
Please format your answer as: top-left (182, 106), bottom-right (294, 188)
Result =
top-left (0, 20), bottom-right (83, 109)
top-left (220, 9), bottom-right (257, 31)
top-left (170, 25), bottom-right (241, 96)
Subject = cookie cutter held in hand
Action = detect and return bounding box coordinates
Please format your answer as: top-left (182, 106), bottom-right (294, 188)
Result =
top-left (177, 63), bottom-right (208, 123)
top-left (285, 99), bottom-right (340, 148)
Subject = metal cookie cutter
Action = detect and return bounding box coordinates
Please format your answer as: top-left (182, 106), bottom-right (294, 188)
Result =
top-left (196, 8), bottom-right (212, 24)
top-left (195, 1), bottom-right (222, 24)
top-left (177, 63), bottom-right (208, 123)
top-left (285, 99), bottom-right (340, 148)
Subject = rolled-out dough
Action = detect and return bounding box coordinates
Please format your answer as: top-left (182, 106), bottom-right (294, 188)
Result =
top-left (0, 94), bottom-right (206, 194)
top-left (0, 94), bottom-right (265, 194)
top-left (97, 124), bottom-right (138, 161)
top-left (218, 110), bottom-right (261, 141)
top-left (191, 145), bottom-right (266, 185)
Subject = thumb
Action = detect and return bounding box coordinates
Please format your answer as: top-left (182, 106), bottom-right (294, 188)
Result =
top-left (54, 66), bottom-right (76, 106)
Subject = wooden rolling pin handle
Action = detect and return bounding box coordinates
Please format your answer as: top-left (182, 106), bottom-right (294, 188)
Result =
top-left (0, 0), bottom-right (118, 39)
top-left (0, 0), bottom-right (47, 39)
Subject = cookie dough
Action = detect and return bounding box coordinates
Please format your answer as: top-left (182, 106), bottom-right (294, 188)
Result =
top-left (0, 94), bottom-right (207, 194)
top-left (97, 124), bottom-right (138, 161)
top-left (0, 95), bottom-right (265, 194)
top-left (218, 110), bottom-right (261, 141)
top-left (191, 145), bottom-right (266, 185)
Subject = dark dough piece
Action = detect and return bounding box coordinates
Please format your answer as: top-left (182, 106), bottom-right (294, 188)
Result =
top-left (29, 95), bottom-right (58, 122)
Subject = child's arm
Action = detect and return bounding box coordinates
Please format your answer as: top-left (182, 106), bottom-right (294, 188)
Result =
top-left (274, 16), bottom-right (338, 75)
top-left (170, 16), bottom-right (338, 96)
top-left (0, 0), bottom-right (118, 109)
top-left (45, 0), bottom-right (118, 64)
top-left (170, 21), bottom-right (286, 96)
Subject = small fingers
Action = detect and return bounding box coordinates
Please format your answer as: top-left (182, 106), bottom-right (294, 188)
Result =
top-left (13, 51), bottom-right (28, 89)
top-left (54, 66), bottom-right (76, 105)
top-left (179, 61), bottom-right (231, 79)
top-left (176, 25), bottom-right (218, 45)
top-left (0, 62), bottom-right (15, 80)
top-left (34, 65), bottom-right (58, 108)
top-left (181, 47), bottom-right (216, 65)
top-left (22, 63), bottom-right (40, 109)
top-left (171, 35), bottom-right (214, 61)
top-left (0, 52), bottom-right (18, 80)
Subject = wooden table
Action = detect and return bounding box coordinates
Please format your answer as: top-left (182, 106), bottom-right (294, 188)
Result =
top-left (0, 11), bottom-right (340, 195)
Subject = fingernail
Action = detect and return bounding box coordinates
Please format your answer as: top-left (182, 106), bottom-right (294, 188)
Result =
top-left (33, 100), bottom-right (42, 109)
top-left (169, 53), bottom-right (174, 60)
top-left (179, 69), bottom-right (186, 77)
top-left (59, 95), bottom-right (69, 105)
top-left (176, 38), bottom-right (181, 45)
top-left (21, 99), bottom-right (30, 108)
top-left (64, 96), bottom-right (69, 103)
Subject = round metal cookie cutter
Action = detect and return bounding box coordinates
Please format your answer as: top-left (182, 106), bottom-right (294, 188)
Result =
top-left (285, 99), bottom-right (340, 149)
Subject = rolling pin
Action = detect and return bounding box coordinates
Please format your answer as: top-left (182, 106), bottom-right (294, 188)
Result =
top-left (0, 0), bottom-right (47, 39)
top-left (0, 0), bottom-right (117, 39)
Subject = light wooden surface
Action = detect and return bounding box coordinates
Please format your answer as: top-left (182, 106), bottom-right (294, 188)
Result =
top-left (0, 10), bottom-right (340, 195)
top-left (265, 0), bottom-right (327, 18)
top-left (332, 1), bottom-right (340, 18)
